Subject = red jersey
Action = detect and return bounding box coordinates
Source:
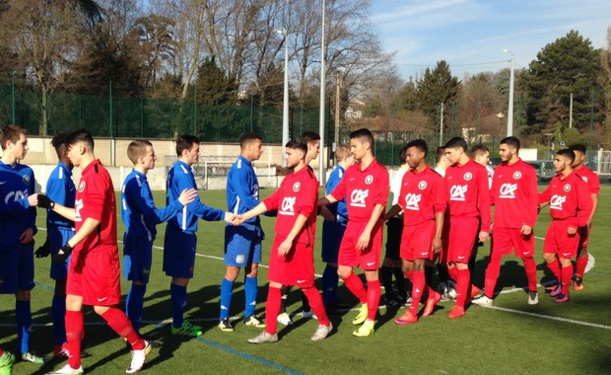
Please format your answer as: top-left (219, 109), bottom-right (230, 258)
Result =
top-left (74, 159), bottom-right (117, 252)
top-left (445, 159), bottom-right (491, 232)
top-left (398, 165), bottom-right (446, 226)
top-left (330, 159), bottom-right (389, 222)
top-left (538, 171), bottom-right (592, 228)
top-left (491, 159), bottom-right (538, 229)
top-left (573, 165), bottom-right (600, 195)
top-left (263, 166), bottom-right (317, 246)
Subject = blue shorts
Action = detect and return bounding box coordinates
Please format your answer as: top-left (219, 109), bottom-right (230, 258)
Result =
top-left (123, 232), bottom-right (153, 283)
top-left (321, 220), bottom-right (347, 263)
top-left (0, 243), bottom-right (35, 294)
top-left (224, 223), bottom-right (263, 267)
top-left (49, 225), bottom-right (75, 280)
top-left (163, 225), bottom-right (196, 278)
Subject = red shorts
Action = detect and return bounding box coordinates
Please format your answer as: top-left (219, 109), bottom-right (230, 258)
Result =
top-left (401, 221), bottom-right (436, 261)
top-left (492, 227), bottom-right (535, 258)
top-left (67, 245), bottom-right (121, 306)
top-left (445, 216), bottom-right (479, 263)
top-left (578, 225), bottom-right (590, 248)
top-left (543, 220), bottom-right (580, 259)
top-left (338, 220), bottom-right (383, 270)
top-left (268, 236), bottom-right (315, 288)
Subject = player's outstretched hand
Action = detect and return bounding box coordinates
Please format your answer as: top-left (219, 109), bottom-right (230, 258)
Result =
top-left (54, 243), bottom-right (73, 264)
top-left (35, 239), bottom-right (51, 258)
top-left (178, 188), bottom-right (198, 206)
top-left (38, 194), bottom-right (55, 209)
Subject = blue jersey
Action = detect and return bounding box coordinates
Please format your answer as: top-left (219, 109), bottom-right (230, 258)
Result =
top-left (122, 169), bottom-right (183, 241)
top-left (46, 161), bottom-right (76, 228)
top-left (166, 160), bottom-right (225, 232)
top-left (0, 161), bottom-right (36, 252)
top-left (325, 165), bottom-right (348, 224)
top-left (226, 155), bottom-right (260, 226)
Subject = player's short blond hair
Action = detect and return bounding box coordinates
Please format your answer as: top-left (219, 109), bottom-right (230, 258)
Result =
top-left (127, 139), bottom-right (153, 164)
top-left (335, 145), bottom-right (350, 162)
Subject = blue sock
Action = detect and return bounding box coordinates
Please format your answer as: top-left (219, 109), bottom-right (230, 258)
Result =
top-left (16, 300), bottom-right (31, 354)
top-left (126, 284), bottom-right (147, 334)
top-left (52, 295), bottom-right (67, 345)
top-left (170, 283), bottom-right (187, 329)
top-left (219, 278), bottom-right (234, 320)
top-left (322, 265), bottom-right (339, 306)
top-left (244, 276), bottom-right (258, 318)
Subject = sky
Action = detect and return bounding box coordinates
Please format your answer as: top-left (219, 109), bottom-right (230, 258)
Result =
top-left (369, 0), bottom-right (611, 80)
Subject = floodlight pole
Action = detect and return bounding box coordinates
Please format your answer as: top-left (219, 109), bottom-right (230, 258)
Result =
top-left (503, 49), bottom-right (515, 137)
top-left (318, 0), bottom-right (326, 185)
top-left (278, 29), bottom-right (290, 167)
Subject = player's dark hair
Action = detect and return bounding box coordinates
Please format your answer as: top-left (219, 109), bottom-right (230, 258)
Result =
top-left (239, 132), bottom-right (262, 150)
top-left (66, 129), bottom-right (94, 150)
top-left (399, 145), bottom-right (409, 164)
top-left (444, 136), bottom-right (467, 152)
top-left (175, 134), bottom-right (199, 156)
top-left (0, 125), bottom-right (28, 151)
top-left (470, 144), bottom-right (489, 158)
top-left (349, 128), bottom-right (374, 145)
top-left (127, 139), bottom-right (153, 164)
top-left (301, 131), bottom-right (321, 145)
top-left (286, 139), bottom-right (308, 155)
top-left (500, 136), bottom-right (521, 151)
top-left (557, 149), bottom-right (575, 164)
top-left (50, 133), bottom-right (70, 158)
top-left (406, 139), bottom-right (428, 157)
top-left (568, 144), bottom-right (587, 154)
top-left (435, 147), bottom-right (446, 163)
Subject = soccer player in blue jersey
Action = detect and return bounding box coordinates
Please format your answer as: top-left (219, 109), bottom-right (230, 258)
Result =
top-left (0, 125), bottom-right (46, 364)
top-left (36, 133), bottom-right (76, 359)
top-left (164, 135), bottom-right (235, 336)
top-left (319, 145), bottom-right (354, 306)
top-left (218, 133), bottom-right (266, 332)
top-left (121, 139), bottom-right (197, 335)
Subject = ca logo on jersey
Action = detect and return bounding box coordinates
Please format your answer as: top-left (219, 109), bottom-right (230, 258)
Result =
top-left (74, 199), bottom-right (84, 222)
top-left (449, 185), bottom-right (468, 201)
top-left (499, 183), bottom-right (518, 199)
top-left (280, 197), bottom-right (296, 216)
top-left (404, 193), bottom-right (422, 211)
top-left (4, 189), bottom-right (28, 204)
top-left (550, 195), bottom-right (566, 210)
top-left (350, 189), bottom-right (369, 207)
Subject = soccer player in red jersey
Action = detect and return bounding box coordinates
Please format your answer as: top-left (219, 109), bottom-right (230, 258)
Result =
top-left (39, 130), bottom-right (151, 374)
top-left (472, 136), bottom-right (540, 307)
top-left (538, 149), bottom-right (593, 303)
top-left (385, 139), bottom-right (446, 324)
top-left (568, 144), bottom-right (600, 290)
top-left (238, 139), bottom-right (332, 344)
top-left (318, 128), bottom-right (390, 337)
top-left (443, 137), bottom-right (490, 319)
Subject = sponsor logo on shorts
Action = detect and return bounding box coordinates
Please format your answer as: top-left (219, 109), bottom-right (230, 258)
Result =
top-left (97, 297), bottom-right (109, 302)
top-left (457, 255), bottom-right (465, 260)
top-left (499, 183), bottom-right (518, 199)
top-left (293, 182), bottom-right (301, 192)
top-left (280, 197), bottom-right (296, 215)
top-left (365, 175), bottom-right (374, 185)
top-left (350, 189), bottom-right (369, 208)
top-left (236, 255), bottom-right (245, 264)
top-left (421, 252), bottom-right (429, 256)
top-left (463, 172), bottom-right (473, 181)
top-left (404, 193), bottom-right (422, 211)
top-left (297, 279), bottom-right (306, 284)
top-left (513, 171), bottom-right (522, 180)
top-left (550, 195), bottom-right (566, 210)
top-left (366, 262), bottom-right (376, 267)
top-left (449, 185), bottom-right (468, 201)
top-left (563, 184), bottom-right (571, 192)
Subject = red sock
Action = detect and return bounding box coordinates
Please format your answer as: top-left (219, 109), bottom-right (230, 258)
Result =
top-left (265, 286), bottom-right (282, 335)
top-left (484, 251), bottom-right (502, 298)
top-left (301, 287), bottom-right (330, 326)
top-left (342, 273), bottom-right (367, 304)
top-left (0, 348), bottom-right (4, 356)
top-left (575, 255), bottom-right (588, 278)
top-left (523, 257), bottom-right (538, 292)
top-left (366, 280), bottom-right (381, 321)
top-left (404, 270), bottom-right (414, 283)
top-left (456, 268), bottom-right (470, 309)
top-left (448, 265), bottom-right (459, 282)
top-left (561, 264), bottom-right (573, 295)
top-left (66, 310), bottom-right (84, 369)
top-left (546, 259), bottom-right (561, 281)
top-left (409, 271), bottom-right (425, 315)
top-left (100, 307), bottom-right (144, 350)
